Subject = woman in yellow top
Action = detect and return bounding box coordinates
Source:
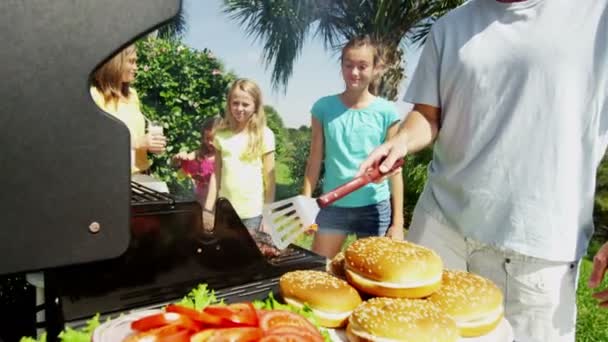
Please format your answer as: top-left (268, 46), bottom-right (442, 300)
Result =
top-left (90, 45), bottom-right (166, 174)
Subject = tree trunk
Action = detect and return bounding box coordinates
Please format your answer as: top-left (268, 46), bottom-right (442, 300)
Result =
top-left (376, 46), bottom-right (405, 102)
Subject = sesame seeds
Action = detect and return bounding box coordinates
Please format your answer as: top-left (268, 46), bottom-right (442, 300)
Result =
top-left (281, 270), bottom-right (348, 290)
top-left (351, 297), bottom-right (458, 340)
top-left (344, 237), bottom-right (443, 283)
top-left (428, 270), bottom-right (503, 319)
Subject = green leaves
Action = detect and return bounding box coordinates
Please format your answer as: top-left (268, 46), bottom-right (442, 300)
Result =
top-left (134, 38), bottom-right (235, 192)
top-left (175, 284), bottom-right (221, 310)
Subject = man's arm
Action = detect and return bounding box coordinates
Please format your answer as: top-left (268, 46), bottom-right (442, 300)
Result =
top-left (358, 103), bottom-right (441, 176)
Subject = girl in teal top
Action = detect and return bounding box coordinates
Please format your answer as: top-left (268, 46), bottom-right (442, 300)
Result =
top-left (303, 35), bottom-right (404, 258)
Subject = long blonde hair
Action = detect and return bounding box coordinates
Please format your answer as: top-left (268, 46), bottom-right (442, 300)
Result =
top-left (217, 79), bottom-right (266, 161)
top-left (91, 45), bottom-right (136, 105)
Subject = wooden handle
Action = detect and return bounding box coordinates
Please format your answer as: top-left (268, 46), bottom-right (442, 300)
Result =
top-left (316, 158), bottom-right (405, 208)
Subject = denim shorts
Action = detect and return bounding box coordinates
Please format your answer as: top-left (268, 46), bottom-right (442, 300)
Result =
top-left (315, 199), bottom-right (391, 237)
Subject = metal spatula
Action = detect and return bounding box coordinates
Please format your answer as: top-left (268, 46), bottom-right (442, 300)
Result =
top-left (263, 158), bottom-right (404, 249)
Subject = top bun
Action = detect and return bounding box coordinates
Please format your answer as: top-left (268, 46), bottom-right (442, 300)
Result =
top-left (428, 270), bottom-right (504, 337)
top-left (279, 270), bottom-right (362, 327)
top-left (344, 237), bottom-right (443, 297)
top-left (347, 297), bottom-right (459, 342)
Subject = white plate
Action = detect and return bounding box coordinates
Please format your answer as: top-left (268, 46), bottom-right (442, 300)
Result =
top-left (328, 318), bottom-right (514, 342)
top-left (92, 309), bottom-right (162, 342)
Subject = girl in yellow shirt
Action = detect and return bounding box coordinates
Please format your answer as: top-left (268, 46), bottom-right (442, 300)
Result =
top-left (90, 45), bottom-right (166, 174)
top-left (204, 79), bottom-right (276, 233)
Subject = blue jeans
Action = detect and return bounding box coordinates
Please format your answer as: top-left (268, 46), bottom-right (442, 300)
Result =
top-left (315, 199), bottom-right (391, 237)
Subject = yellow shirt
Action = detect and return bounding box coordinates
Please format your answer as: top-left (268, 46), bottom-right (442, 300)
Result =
top-left (214, 126), bottom-right (275, 219)
top-left (90, 87), bottom-right (151, 173)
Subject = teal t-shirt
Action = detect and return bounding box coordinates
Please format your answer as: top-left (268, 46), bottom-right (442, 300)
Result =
top-left (311, 95), bottom-right (400, 207)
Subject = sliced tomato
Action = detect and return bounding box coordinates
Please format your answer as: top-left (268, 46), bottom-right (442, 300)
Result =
top-left (131, 312), bottom-right (198, 332)
top-left (259, 334), bottom-right (310, 342)
top-left (125, 324), bottom-right (191, 342)
top-left (267, 326), bottom-right (324, 342)
top-left (165, 304), bottom-right (225, 326)
top-left (258, 310), bottom-right (319, 336)
top-left (203, 303), bottom-right (258, 326)
top-left (156, 329), bottom-right (191, 342)
top-left (190, 327), bottom-right (263, 342)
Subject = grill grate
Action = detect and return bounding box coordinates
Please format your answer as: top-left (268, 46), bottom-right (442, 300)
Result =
top-left (131, 181), bottom-right (174, 206)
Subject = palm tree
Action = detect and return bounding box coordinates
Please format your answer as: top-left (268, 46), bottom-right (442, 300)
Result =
top-left (223, 0), bottom-right (463, 100)
top-left (156, 6), bottom-right (188, 39)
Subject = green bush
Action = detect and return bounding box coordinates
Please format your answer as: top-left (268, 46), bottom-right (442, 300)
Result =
top-left (284, 127), bottom-right (323, 197)
top-left (264, 105), bottom-right (288, 159)
top-left (402, 148), bottom-right (433, 226)
top-left (133, 38), bottom-right (235, 194)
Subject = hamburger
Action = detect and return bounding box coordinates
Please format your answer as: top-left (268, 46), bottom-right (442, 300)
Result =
top-left (344, 237), bottom-right (443, 298)
top-left (346, 297), bottom-right (459, 342)
top-left (279, 270), bottom-right (362, 328)
top-left (428, 270), bottom-right (504, 337)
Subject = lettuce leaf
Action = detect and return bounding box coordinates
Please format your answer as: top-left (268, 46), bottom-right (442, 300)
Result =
top-left (174, 283), bottom-right (220, 310)
top-left (57, 314), bottom-right (100, 342)
top-left (19, 314), bottom-right (99, 342)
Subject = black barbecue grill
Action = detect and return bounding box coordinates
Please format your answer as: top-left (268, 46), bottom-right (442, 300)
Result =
top-left (0, 1), bottom-right (327, 341)
top-left (43, 185), bottom-right (326, 338)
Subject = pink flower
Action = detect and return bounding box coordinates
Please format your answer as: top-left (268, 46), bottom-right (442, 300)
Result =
top-left (212, 69), bottom-right (222, 76)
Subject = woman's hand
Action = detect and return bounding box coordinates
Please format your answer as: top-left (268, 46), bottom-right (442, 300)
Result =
top-left (137, 133), bottom-right (166, 154)
top-left (386, 224), bottom-right (404, 240)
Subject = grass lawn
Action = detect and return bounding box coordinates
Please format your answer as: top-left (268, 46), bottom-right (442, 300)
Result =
top-left (276, 160), bottom-right (608, 341)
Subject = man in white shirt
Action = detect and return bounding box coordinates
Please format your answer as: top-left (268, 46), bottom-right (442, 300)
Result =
top-left (360, 0), bottom-right (608, 340)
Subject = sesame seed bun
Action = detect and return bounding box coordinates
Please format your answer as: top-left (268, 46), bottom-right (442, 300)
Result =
top-left (344, 237), bottom-right (443, 298)
top-left (326, 251), bottom-right (347, 279)
top-left (428, 270), bottom-right (504, 337)
top-left (346, 297), bottom-right (459, 342)
top-left (279, 270), bottom-right (362, 328)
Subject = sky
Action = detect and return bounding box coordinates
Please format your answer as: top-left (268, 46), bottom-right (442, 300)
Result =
top-left (182, 0), bottom-right (421, 128)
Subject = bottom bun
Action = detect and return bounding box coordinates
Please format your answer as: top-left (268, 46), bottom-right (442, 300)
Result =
top-left (345, 268), bottom-right (441, 298)
top-left (346, 323), bottom-right (371, 342)
top-left (459, 312), bottom-right (503, 337)
top-left (284, 297), bottom-right (351, 328)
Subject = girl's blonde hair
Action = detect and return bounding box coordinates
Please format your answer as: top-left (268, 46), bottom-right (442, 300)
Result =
top-left (217, 79), bottom-right (267, 161)
top-left (341, 35), bottom-right (385, 95)
top-left (91, 45), bottom-right (136, 105)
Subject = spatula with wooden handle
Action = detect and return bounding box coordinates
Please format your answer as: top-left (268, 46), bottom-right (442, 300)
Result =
top-left (263, 158), bottom-right (404, 249)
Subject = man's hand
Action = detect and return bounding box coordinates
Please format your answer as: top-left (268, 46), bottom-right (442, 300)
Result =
top-left (357, 131), bottom-right (408, 181)
top-left (589, 241), bottom-right (608, 308)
